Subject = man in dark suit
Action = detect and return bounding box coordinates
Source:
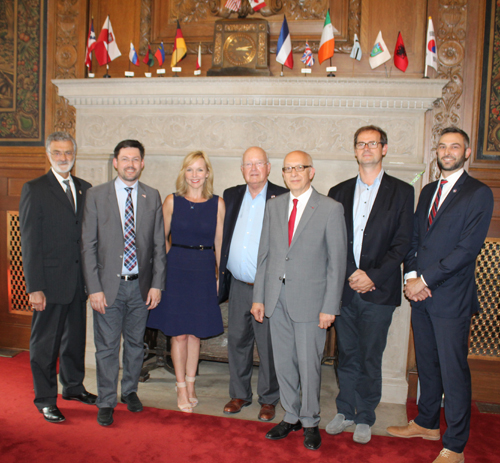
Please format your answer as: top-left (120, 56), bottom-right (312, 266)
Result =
top-left (251, 150), bottom-right (347, 450)
top-left (327, 126), bottom-right (414, 444)
top-left (81, 139), bottom-right (166, 427)
top-left (387, 127), bottom-right (493, 463)
top-left (219, 147), bottom-right (287, 421)
top-left (19, 131), bottom-right (97, 423)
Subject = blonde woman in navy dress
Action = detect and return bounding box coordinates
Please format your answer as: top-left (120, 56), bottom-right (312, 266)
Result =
top-left (148, 151), bottom-right (225, 413)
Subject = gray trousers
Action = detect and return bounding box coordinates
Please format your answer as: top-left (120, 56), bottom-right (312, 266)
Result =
top-left (93, 279), bottom-right (148, 408)
top-left (228, 276), bottom-right (279, 405)
top-left (270, 283), bottom-right (326, 428)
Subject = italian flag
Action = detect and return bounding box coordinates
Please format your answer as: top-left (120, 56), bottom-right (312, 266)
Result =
top-left (318, 9), bottom-right (334, 64)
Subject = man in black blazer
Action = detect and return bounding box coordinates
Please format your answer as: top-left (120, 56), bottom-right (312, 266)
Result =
top-left (387, 127), bottom-right (493, 463)
top-left (219, 147), bottom-right (287, 421)
top-left (19, 132), bottom-right (96, 423)
top-left (328, 126), bottom-right (414, 444)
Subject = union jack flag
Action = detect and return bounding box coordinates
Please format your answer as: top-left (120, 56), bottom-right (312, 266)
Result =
top-left (225, 0), bottom-right (242, 11)
top-left (301, 42), bottom-right (315, 67)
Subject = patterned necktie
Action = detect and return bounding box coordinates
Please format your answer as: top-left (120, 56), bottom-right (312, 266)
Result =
top-left (288, 199), bottom-right (298, 246)
top-left (123, 187), bottom-right (137, 271)
top-left (428, 179), bottom-right (448, 229)
top-left (63, 179), bottom-right (75, 213)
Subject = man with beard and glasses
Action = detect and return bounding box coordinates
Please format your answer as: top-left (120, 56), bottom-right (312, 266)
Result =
top-left (387, 127), bottom-right (493, 463)
top-left (19, 131), bottom-right (97, 423)
top-left (81, 139), bottom-right (166, 426)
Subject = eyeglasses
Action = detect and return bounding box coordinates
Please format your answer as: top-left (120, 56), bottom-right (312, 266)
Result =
top-left (48, 150), bottom-right (74, 158)
top-left (242, 161), bottom-right (268, 169)
top-left (282, 165), bottom-right (312, 174)
top-left (355, 141), bottom-right (383, 150)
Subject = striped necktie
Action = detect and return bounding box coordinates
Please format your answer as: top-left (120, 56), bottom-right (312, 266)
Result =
top-left (428, 179), bottom-right (448, 229)
top-left (123, 187), bottom-right (137, 271)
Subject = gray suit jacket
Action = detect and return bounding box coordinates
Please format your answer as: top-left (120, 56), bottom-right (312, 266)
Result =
top-left (81, 179), bottom-right (166, 306)
top-left (253, 188), bottom-right (347, 322)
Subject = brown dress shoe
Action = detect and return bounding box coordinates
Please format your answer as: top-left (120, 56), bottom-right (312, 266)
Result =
top-left (223, 398), bottom-right (251, 414)
top-left (386, 420), bottom-right (440, 441)
top-left (432, 449), bottom-right (464, 463)
top-left (258, 404), bottom-right (276, 422)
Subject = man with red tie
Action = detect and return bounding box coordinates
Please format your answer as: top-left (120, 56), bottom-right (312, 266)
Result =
top-left (387, 127), bottom-right (493, 463)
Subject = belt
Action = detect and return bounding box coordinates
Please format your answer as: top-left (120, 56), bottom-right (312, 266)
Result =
top-left (171, 243), bottom-right (214, 251)
top-left (235, 278), bottom-right (254, 286)
top-left (121, 274), bottom-right (139, 281)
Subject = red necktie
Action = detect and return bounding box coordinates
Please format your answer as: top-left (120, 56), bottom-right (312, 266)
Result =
top-left (288, 199), bottom-right (298, 246)
top-left (428, 179), bottom-right (448, 229)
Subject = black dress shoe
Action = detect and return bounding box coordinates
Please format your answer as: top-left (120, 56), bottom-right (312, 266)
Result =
top-left (97, 407), bottom-right (114, 426)
top-left (40, 405), bottom-right (65, 423)
top-left (265, 420), bottom-right (302, 440)
top-left (303, 426), bottom-right (321, 450)
top-left (121, 392), bottom-right (143, 412)
top-left (62, 390), bottom-right (97, 405)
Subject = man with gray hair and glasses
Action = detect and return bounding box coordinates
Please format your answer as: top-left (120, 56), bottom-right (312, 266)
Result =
top-left (219, 147), bottom-right (287, 421)
top-left (19, 131), bottom-right (96, 424)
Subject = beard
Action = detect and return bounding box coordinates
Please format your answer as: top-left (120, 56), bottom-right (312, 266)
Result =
top-left (437, 153), bottom-right (466, 172)
top-left (49, 157), bottom-right (75, 175)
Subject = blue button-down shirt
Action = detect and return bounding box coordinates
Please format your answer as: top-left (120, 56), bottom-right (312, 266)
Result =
top-left (353, 169), bottom-right (384, 268)
top-left (115, 177), bottom-right (139, 275)
top-left (227, 183), bottom-right (268, 284)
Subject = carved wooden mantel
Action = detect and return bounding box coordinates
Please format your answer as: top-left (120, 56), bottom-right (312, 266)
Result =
top-left (54, 76), bottom-right (445, 404)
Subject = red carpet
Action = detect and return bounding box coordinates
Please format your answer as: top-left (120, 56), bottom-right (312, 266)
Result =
top-left (0, 352), bottom-right (497, 463)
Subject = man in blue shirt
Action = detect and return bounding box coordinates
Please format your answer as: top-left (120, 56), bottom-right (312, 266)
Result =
top-left (328, 126), bottom-right (414, 444)
top-left (219, 147), bottom-right (287, 421)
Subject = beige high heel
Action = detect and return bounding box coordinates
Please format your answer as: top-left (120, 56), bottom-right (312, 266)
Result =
top-left (175, 382), bottom-right (193, 413)
top-left (185, 375), bottom-right (199, 407)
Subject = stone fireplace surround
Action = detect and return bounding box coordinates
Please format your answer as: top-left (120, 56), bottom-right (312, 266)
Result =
top-left (54, 76), bottom-right (445, 405)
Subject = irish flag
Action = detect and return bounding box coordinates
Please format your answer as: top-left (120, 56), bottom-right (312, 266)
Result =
top-left (318, 9), bottom-right (334, 64)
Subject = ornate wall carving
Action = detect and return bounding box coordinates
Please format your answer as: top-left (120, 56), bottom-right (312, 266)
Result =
top-left (428, 0), bottom-right (468, 181)
top-left (53, 0), bottom-right (80, 137)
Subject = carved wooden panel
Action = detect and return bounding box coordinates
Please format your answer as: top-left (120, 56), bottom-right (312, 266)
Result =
top-left (149, 0), bottom-right (350, 54)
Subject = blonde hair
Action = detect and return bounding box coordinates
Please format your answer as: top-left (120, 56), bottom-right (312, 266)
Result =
top-left (176, 151), bottom-right (214, 199)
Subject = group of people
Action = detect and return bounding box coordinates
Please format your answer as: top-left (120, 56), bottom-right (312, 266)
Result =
top-left (19, 125), bottom-right (493, 463)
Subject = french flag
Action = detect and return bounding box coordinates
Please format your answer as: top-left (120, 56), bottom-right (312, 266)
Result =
top-left (276, 16), bottom-right (293, 69)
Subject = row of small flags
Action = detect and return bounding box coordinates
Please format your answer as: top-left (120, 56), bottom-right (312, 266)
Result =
top-left (225, 0), bottom-right (266, 12)
top-left (85, 17), bottom-right (190, 72)
top-left (86, 13), bottom-right (439, 75)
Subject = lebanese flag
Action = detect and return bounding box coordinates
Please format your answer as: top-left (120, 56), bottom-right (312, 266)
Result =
top-left (93, 16), bottom-right (121, 66)
top-left (318, 9), bottom-right (334, 64)
top-left (85, 18), bottom-right (96, 70)
top-left (394, 32), bottom-right (408, 72)
top-left (276, 16), bottom-right (293, 69)
top-left (249, 0), bottom-right (266, 11)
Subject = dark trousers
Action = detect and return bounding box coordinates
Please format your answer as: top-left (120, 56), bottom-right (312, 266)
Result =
top-left (30, 292), bottom-right (86, 409)
top-left (227, 276), bottom-right (279, 405)
top-left (412, 304), bottom-right (472, 453)
top-left (335, 293), bottom-right (395, 426)
top-left (93, 279), bottom-right (148, 409)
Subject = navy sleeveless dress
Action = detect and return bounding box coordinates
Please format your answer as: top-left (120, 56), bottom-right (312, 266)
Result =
top-left (147, 194), bottom-right (223, 338)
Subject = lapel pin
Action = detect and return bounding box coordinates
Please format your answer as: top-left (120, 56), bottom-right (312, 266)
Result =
top-left (271, 195), bottom-right (275, 198)
top-left (79, 190), bottom-right (82, 194)
top-left (142, 194), bottom-right (146, 198)
top-left (453, 189), bottom-right (457, 193)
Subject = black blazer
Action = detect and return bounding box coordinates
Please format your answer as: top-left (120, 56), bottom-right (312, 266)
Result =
top-left (328, 172), bottom-right (414, 307)
top-left (405, 171), bottom-right (493, 318)
top-left (19, 169), bottom-right (92, 304)
top-left (218, 181), bottom-right (288, 303)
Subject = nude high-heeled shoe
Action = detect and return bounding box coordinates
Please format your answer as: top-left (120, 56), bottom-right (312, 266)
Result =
top-left (175, 382), bottom-right (193, 413)
top-left (185, 375), bottom-right (198, 407)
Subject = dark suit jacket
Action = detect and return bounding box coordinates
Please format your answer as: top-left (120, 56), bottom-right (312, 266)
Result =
top-left (405, 171), bottom-right (493, 318)
top-left (218, 181), bottom-right (288, 303)
top-left (328, 172), bottom-right (414, 307)
top-left (19, 169), bottom-right (92, 304)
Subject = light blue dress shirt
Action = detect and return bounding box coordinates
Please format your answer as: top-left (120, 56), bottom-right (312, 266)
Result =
top-left (226, 182), bottom-right (268, 284)
top-left (353, 169), bottom-right (384, 268)
top-left (115, 177), bottom-right (139, 275)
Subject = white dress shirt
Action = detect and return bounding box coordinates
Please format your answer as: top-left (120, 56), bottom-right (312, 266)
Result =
top-left (288, 186), bottom-right (314, 239)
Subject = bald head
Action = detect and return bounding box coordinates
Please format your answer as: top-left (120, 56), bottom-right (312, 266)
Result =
top-left (282, 150), bottom-right (315, 196)
top-left (241, 146), bottom-right (271, 195)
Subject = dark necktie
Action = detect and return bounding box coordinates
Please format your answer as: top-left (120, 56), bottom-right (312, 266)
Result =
top-left (123, 187), bottom-right (137, 272)
top-left (63, 179), bottom-right (75, 213)
top-left (288, 199), bottom-right (298, 246)
top-left (428, 179), bottom-right (448, 229)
